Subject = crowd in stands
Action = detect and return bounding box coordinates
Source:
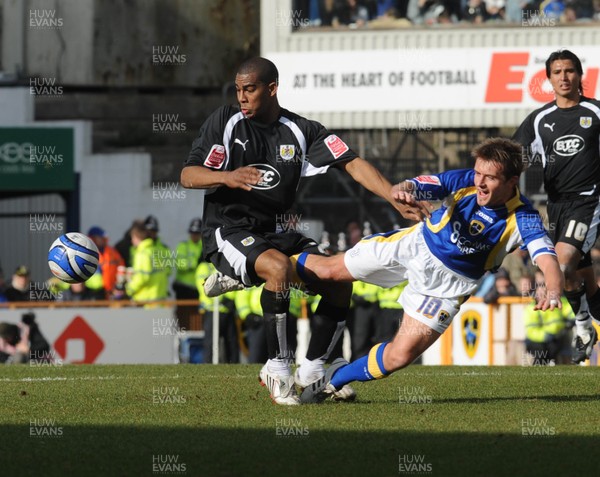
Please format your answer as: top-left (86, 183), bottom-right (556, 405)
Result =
top-left (1, 217), bottom-right (596, 365)
top-left (291, 0), bottom-right (600, 28)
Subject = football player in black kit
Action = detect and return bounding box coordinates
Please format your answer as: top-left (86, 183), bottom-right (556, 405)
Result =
top-left (513, 49), bottom-right (600, 363)
top-left (181, 57), bottom-right (418, 404)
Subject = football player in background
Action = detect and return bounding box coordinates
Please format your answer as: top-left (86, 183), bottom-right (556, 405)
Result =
top-left (513, 49), bottom-right (600, 363)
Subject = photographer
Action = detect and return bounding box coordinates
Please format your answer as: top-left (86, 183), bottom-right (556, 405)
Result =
top-left (0, 312), bottom-right (51, 364)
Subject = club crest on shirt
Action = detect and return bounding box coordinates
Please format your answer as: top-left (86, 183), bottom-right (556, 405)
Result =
top-left (324, 134), bottom-right (349, 159)
top-left (469, 219), bottom-right (485, 236)
top-left (279, 145), bottom-right (295, 161)
top-left (580, 117), bottom-right (592, 129)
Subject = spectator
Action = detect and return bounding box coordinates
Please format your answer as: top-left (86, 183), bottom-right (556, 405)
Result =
top-left (349, 280), bottom-right (380, 360)
top-left (0, 312), bottom-right (50, 364)
top-left (483, 268), bottom-right (519, 304)
top-left (540, 0), bottom-right (565, 18)
top-left (196, 261), bottom-right (239, 363)
top-left (126, 223), bottom-right (169, 304)
top-left (5, 266), bottom-right (32, 302)
top-left (524, 273), bottom-right (574, 365)
top-left (143, 215), bottom-right (172, 288)
top-left (86, 226), bottom-right (125, 300)
top-left (501, 247), bottom-right (538, 287)
top-left (376, 281), bottom-right (406, 344)
top-left (236, 285), bottom-right (268, 363)
top-left (463, 0), bottom-right (488, 22)
top-left (115, 219), bottom-right (144, 268)
top-left (173, 218), bottom-right (204, 331)
top-left (485, 0), bottom-right (506, 19)
top-left (61, 282), bottom-right (95, 302)
top-left (334, 0), bottom-right (370, 26)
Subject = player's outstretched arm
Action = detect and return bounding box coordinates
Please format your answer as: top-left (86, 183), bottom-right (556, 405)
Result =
top-left (341, 157), bottom-right (429, 222)
top-left (181, 165), bottom-right (261, 191)
top-left (535, 254), bottom-right (564, 311)
top-left (391, 181), bottom-right (433, 220)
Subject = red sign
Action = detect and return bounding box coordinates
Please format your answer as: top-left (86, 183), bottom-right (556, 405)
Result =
top-left (54, 316), bottom-right (105, 364)
top-left (485, 52), bottom-right (599, 104)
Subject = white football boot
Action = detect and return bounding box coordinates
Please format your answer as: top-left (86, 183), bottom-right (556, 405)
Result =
top-left (295, 361), bottom-right (356, 403)
top-left (259, 364), bottom-right (300, 405)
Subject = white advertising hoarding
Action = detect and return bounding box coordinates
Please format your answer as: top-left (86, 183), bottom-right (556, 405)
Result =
top-left (267, 47), bottom-right (600, 114)
top-left (1, 308), bottom-right (178, 364)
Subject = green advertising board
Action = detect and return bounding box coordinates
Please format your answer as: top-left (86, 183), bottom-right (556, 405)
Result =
top-left (0, 128), bottom-right (75, 191)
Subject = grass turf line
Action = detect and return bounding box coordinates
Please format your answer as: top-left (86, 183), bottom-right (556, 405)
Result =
top-left (2, 364), bottom-right (599, 477)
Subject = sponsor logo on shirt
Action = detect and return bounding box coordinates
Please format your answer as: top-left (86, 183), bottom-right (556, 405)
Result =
top-left (580, 117), bottom-right (592, 129)
top-left (241, 236), bottom-right (255, 246)
top-left (475, 210), bottom-right (494, 224)
top-left (414, 175), bottom-right (441, 186)
top-left (324, 134), bottom-right (349, 159)
top-left (204, 144), bottom-right (226, 169)
top-left (553, 135), bottom-right (584, 156)
top-left (249, 164), bottom-right (281, 190)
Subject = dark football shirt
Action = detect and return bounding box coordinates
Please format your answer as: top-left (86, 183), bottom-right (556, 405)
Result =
top-left (184, 105), bottom-right (358, 243)
top-left (513, 97), bottom-right (600, 202)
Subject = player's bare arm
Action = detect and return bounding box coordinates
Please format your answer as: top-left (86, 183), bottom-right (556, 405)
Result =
top-left (534, 254), bottom-right (565, 311)
top-left (181, 165), bottom-right (261, 191)
top-left (340, 157), bottom-right (429, 222)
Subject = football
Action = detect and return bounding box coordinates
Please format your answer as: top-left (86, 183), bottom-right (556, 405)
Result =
top-left (48, 233), bottom-right (100, 284)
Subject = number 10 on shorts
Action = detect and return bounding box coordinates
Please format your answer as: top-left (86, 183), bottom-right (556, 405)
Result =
top-left (416, 296), bottom-right (442, 319)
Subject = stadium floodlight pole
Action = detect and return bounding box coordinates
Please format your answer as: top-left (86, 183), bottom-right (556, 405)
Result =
top-left (212, 297), bottom-right (219, 364)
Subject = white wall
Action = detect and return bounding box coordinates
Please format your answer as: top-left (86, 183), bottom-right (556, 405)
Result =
top-left (79, 151), bottom-right (205, 251)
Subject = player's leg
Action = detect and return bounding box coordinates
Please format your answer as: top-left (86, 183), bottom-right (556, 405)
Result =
top-left (253, 248), bottom-right (302, 404)
top-left (549, 198), bottom-right (600, 362)
top-left (300, 313), bottom-right (442, 403)
top-left (206, 229), bottom-right (299, 404)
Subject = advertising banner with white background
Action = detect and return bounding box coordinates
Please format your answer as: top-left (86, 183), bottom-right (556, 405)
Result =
top-left (1, 308), bottom-right (178, 364)
top-left (267, 47), bottom-right (600, 114)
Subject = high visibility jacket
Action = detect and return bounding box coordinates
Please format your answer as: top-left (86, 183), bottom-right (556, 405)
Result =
top-left (87, 245), bottom-right (125, 294)
top-left (524, 297), bottom-right (573, 343)
top-left (378, 282), bottom-right (407, 310)
top-left (195, 261), bottom-right (235, 312)
top-left (154, 238), bottom-right (173, 282)
top-left (352, 281), bottom-right (380, 304)
top-left (235, 286), bottom-right (264, 320)
top-left (126, 238), bottom-right (169, 301)
top-left (175, 239), bottom-right (203, 288)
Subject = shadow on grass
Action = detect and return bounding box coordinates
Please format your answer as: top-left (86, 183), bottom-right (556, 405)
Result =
top-left (2, 425), bottom-right (599, 477)
top-left (355, 393), bottom-right (600, 405)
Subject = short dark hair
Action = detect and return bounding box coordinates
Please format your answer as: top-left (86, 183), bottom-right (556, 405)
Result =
top-left (471, 138), bottom-right (523, 181)
top-left (545, 49), bottom-right (584, 94)
top-left (237, 57), bottom-right (279, 85)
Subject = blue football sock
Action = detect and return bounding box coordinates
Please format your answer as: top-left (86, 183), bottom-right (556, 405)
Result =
top-left (330, 342), bottom-right (390, 389)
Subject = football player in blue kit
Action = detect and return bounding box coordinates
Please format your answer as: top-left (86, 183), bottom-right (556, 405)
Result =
top-left (291, 137), bottom-right (565, 403)
top-left (181, 57), bottom-right (421, 405)
top-left (513, 49), bottom-right (600, 363)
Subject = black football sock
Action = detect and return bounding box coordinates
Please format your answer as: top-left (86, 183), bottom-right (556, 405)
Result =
top-left (261, 288), bottom-right (290, 361)
top-left (564, 287), bottom-right (586, 315)
top-left (586, 287), bottom-right (600, 323)
top-left (306, 301), bottom-right (350, 361)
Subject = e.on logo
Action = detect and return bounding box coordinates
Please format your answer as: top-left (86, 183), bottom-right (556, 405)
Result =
top-left (484, 52), bottom-right (599, 104)
top-left (54, 316), bottom-right (105, 363)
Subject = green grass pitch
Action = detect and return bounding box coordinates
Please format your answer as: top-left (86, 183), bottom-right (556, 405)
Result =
top-left (2, 364), bottom-right (599, 477)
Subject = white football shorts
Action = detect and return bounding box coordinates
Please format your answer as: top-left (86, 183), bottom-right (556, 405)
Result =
top-left (344, 223), bottom-right (479, 333)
